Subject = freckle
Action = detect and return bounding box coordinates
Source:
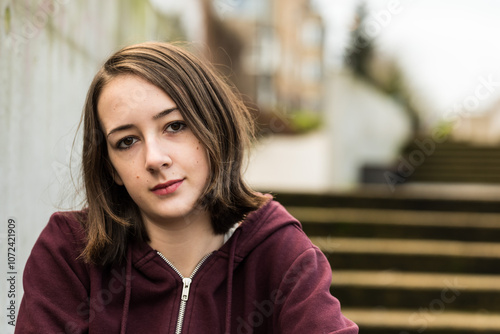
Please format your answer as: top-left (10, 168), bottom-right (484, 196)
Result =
top-left (136, 176), bottom-right (139, 179)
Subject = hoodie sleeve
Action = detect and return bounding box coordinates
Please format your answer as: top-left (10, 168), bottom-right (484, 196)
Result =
top-left (15, 212), bottom-right (90, 334)
top-left (274, 246), bottom-right (358, 334)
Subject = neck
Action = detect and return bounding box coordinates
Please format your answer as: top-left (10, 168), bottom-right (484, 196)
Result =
top-left (144, 210), bottom-right (223, 277)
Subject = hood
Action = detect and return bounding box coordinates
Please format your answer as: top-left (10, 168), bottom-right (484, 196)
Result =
top-left (225, 195), bottom-right (301, 261)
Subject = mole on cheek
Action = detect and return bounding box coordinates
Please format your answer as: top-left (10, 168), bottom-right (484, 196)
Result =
top-left (136, 176), bottom-right (140, 179)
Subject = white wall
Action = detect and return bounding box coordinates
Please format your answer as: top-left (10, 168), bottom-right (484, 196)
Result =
top-left (0, 1), bottom-right (168, 332)
top-left (325, 69), bottom-right (411, 189)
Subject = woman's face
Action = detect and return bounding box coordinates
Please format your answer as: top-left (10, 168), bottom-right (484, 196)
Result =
top-left (98, 75), bottom-right (211, 227)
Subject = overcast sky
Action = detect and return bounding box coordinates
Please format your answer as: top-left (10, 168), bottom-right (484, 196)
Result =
top-left (314, 0), bottom-right (500, 119)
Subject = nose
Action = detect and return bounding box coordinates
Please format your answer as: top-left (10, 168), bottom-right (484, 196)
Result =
top-left (144, 138), bottom-right (172, 173)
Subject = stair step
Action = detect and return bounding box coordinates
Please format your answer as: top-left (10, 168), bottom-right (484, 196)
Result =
top-left (294, 207), bottom-right (500, 241)
top-left (332, 270), bottom-right (500, 291)
top-left (408, 169), bottom-right (500, 176)
top-left (408, 177), bottom-right (500, 184)
top-left (289, 207), bottom-right (500, 228)
top-left (304, 223), bottom-right (500, 242)
top-left (403, 152), bottom-right (500, 158)
top-left (404, 159), bottom-right (500, 165)
top-left (404, 143), bottom-right (500, 152)
top-left (276, 189), bottom-right (500, 212)
top-left (311, 237), bottom-right (500, 258)
top-left (409, 171), bottom-right (500, 177)
top-left (314, 237), bottom-right (500, 273)
top-left (408, 174), bottom-right (500, 181)
top-left (330, 271), bottom-right (500, 311)
top-left (325, 252), bottom-right (499, 273)
top-left (343, 308), bottom-right (500, 333)
top-left (408, 162), bottom-right (500, 169)
top-left (334, 286), bottom-right (497, 313)
top-left (401, 141), bottom-right (500, 184)
top-left (403, 151), bottom-right (500, 157)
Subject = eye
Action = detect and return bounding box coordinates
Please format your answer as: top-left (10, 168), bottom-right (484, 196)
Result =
top-left (116, 136), bottom-right (138, 149)
top-left (165, 121), bottom-right (187, 133)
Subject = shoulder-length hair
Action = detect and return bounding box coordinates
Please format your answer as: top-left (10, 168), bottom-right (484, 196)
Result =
top-left (79, 41), bottom-right (267, 266)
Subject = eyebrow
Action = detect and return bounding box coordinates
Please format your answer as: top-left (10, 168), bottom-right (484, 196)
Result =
top-left (153, 107), bottom-right (178, 120)
top-left (106, 107), bottom-right (179, 138)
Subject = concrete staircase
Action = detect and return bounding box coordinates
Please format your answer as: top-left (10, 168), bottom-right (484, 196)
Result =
top-left (402, 141), bottom-right (500, 184)
top-left (276, 188), bottom-right (500, 334)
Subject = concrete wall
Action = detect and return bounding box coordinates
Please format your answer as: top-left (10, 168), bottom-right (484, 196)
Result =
top-left (325, 69), bottom-right (411, 189)
top-left (0, 1), bottom-right (175, 331)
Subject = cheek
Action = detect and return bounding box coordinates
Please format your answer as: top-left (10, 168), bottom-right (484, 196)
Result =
top-left (187, 143), bottom-right (210, 177)
top-left (112, 159), bottom-right (141, 184)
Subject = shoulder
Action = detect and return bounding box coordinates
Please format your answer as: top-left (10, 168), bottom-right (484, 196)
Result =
top-left (18, 211), bottom-right (93, 331)
top-left (49, 210), bottom-right (86, 229)
top-left (45, 210), bottom-right (86, 238)
top-left (238, 198), bottom-right (317, 265)
top-left (33, 210), bottom-right (87, 257)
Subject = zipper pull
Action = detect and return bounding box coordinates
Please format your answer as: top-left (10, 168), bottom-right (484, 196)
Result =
top-left (181, 278), bottom-right (192, 301)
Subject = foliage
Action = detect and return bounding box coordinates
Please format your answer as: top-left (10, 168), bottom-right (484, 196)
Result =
top-left (252, 107), bottom-right (323, 137)
top-left (344, 2), bottom-right (373, 80)
top-left (289, 109), bottom-right (323, 133)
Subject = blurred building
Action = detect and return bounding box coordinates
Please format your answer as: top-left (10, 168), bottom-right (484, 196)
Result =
top-left (204, 0), bottom-right (325, 114)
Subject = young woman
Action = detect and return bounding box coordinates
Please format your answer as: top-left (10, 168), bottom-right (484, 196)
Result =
top-left (16, 42), bottom-right (358, 334)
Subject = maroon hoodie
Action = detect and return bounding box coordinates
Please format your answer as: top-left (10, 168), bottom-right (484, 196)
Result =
top-left (16, 199), bottom-right (358, 333)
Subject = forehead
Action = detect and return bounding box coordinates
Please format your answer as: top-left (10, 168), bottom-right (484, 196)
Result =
top-left (97, 75), bottom-right (178, 125)
top-left (98, 75), bottom-right (160, 108)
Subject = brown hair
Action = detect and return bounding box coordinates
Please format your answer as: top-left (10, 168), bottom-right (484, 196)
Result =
top-left (80, 42), bottom-right (267, 266)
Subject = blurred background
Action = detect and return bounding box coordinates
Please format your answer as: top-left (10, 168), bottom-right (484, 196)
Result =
top-left (2, 0), bottom-right (500, 333)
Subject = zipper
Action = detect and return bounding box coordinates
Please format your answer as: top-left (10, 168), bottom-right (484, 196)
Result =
top-left (157, 251), bottom-right (212, 334)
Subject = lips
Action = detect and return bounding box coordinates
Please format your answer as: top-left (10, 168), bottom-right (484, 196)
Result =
top-left (151, 179), bottom-right (184, 196)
